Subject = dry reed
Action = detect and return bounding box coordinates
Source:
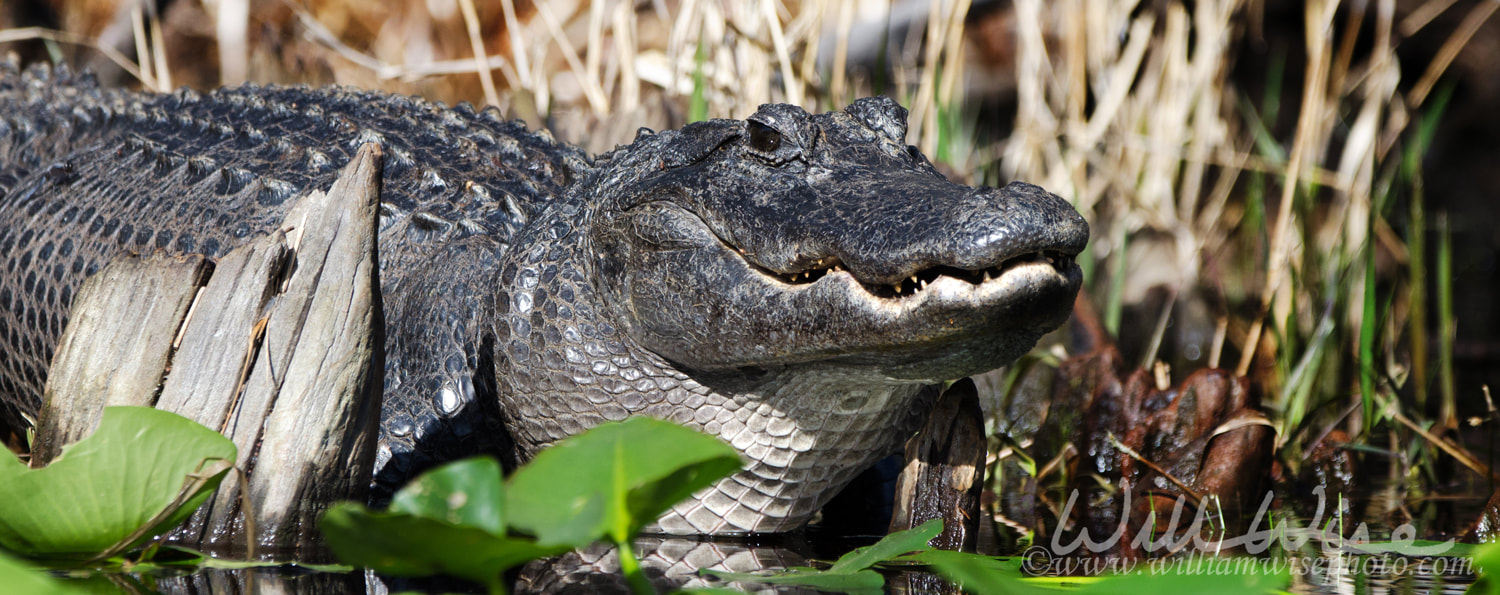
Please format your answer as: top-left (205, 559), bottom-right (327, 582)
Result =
top-left (1, 0), bottom-right (1486, 478)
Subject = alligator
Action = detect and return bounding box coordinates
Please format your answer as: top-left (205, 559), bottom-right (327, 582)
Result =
top-left (0, 61), bottom-right (1088, 534)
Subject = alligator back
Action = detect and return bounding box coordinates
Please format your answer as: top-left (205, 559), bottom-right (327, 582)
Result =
top-left (0, 62), bottom-right (586, 441)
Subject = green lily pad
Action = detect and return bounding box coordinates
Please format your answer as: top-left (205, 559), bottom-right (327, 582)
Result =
top-left (893, 548), bottom-right (1028, 587)
top-left (0, 549), bottom-right (85, 595)
top-left (320, 458), bottom-right (568, 591)
top-left (389, 457), bottom-right (506, 535)
top-left (910, 549), bottom-right (1290, 595)
top-left (505, 417), bottom-right (742, 547)
top-left (1472, 540), bottom-right (1500, 595)
top-left (701, 519), bottom-right (943, 593)
top-left (321, 505), bottom-right (565, 590)
top-left (0, 407), bottom-right (236, 561)
top-left (829, 519), bottom-right (942, 573)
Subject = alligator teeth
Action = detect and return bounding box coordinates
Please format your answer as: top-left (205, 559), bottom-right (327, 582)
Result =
top-left (982, 270), bottom-right (992, 282)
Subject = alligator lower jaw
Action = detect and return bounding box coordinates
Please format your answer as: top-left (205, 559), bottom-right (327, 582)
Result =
top-left (843, 260), bottom-right (1078, 321)
top-left (869, 250), bottom-right (1078, 299)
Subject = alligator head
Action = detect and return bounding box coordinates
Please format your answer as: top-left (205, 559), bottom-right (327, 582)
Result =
top-left (496, 96), bottom-right (1087, 534)
top-left (589, 97), bottom-right (1087, 383)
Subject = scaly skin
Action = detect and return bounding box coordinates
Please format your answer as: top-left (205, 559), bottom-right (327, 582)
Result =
top-left (0, 61), bottom-right (1088, 534)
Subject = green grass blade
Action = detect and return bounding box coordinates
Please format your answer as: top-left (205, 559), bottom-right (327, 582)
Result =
top-left (1437, 214), bottom-right (1456, 426)
top-left (689, 36), bottom-right (708, 123)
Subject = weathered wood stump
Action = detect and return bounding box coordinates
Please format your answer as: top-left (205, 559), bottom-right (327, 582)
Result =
top-left (1466, 486), bottom-right (1500, 543)
top-left (31, 254), bottom-right (213, 462)
top-left (30, 144), bottom-right (386, 561)
top-left (888, 378), bottom-right (987, 552)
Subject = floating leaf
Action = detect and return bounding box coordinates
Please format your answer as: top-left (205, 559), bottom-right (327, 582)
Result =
top-left (0, 407), bottom-right (235, 561)
top-left (320, 458), bottom-right (566, 592)
top-left (0, 549), bottom-right (84, 594)
top-left (321, 504), bottom-right (564, 592)
top-left (389, 458), bottom-right (506, 536)
top-left (910, 549), bottom-right (1053, 595)
top-left (506, 417), bottom-right (741, 547)
top-left (912, 549), bottom-right (1290, 595)
top-left (829, 519), bottom-right (941, 573)
top-left (702, 519), bottom-right (943, 593)
top-left (1472, 540), bottom-right (1500, 595)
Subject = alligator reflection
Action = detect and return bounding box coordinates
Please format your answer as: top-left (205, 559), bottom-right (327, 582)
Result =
top-left (149, 566), bottom-right (363, 594)
top-left (514, 538), bottom-right (814, 594)
top-left (513, 536), bottom-right (943, 594)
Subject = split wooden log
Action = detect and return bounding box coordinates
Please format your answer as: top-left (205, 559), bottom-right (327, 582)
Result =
top-left (30, 254), bottom-right (212, 464)
top-left (31, 143), bottom-right (386, 561)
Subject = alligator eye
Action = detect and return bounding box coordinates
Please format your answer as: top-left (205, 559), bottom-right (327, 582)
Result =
top-left (747, 121), bottom-right (782, 153)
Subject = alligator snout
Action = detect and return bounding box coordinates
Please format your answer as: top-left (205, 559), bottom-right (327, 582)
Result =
top-left (762, 181), bottom-right (1089, 297)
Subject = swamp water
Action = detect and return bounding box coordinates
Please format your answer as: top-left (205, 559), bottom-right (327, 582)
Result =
top-left (49, 485), bottom-right (1487, 595)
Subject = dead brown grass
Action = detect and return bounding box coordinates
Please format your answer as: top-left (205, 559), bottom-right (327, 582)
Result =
top-left (3, 0), bottom-right (1492, 463)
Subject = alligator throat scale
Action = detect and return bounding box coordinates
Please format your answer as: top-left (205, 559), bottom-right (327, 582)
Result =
top-left (0, 62), bottom-right (1087, 534)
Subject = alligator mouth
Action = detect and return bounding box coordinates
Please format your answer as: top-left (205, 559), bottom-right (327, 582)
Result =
top-left (763, 250), bottom-right (1078, 299)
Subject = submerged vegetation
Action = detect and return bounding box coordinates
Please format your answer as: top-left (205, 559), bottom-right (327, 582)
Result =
top-left (1, 0), bottom-right (1496, 592)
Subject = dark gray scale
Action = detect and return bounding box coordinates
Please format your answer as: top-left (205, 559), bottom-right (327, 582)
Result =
top-left (0, 62), bottom-right (587, 469)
